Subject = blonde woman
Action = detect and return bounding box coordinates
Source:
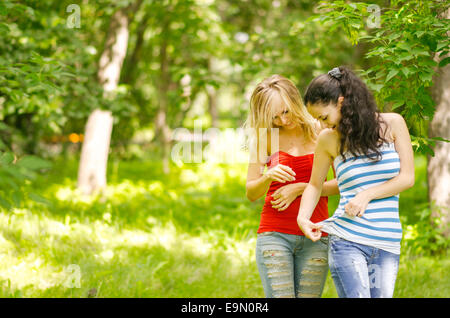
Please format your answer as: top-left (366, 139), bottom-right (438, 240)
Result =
top-left (245, 75), bottom-right (339, 298)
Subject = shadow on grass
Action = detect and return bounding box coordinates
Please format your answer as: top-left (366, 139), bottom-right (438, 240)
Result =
top-left (1, 154), bottom-right (447, 298)
top-left (0, 208), bottom-right (264, 297)
top-left (31, 157), bottom-right (262, 238)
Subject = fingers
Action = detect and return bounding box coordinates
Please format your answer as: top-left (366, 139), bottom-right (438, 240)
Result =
top-left (271, 197), bottom-right (283, 205)
top-left (266, 164), bottom-right (296, 183)
top-left (344, 203), bottom-right (359, 217)
top-left (311, 223), bottom-right (323, 231)
top-left (278, 164), bottom-right (296, 178)
top-left (272, 188), bottom-right (281, 197)
top-left (271, 188), bottom-right (286, 205)
top-left (345, 202), bottom-right (365, 217)
top-left (298, 220), bottom-right (322, 241)
top-left (277, 201), bottom-right (291, 211)
top-left (272, 186), bottom-right (285, 198)
top-left (272, 200), bottom-right (289, 210)
top-left (271, 198), bottom-right (292, 211)
top-left (274, 165), bottom-right (296, 181)
top-left (309, 223), bottom-right (322, 241)
top-left (272, 170), bottom-right (294, 183)
top-left (310, 231), bottom-right (322, 242)
top-left (305, 228), bottom-right (321, 241)
top-left (270, 174), bottom-right (288, 183)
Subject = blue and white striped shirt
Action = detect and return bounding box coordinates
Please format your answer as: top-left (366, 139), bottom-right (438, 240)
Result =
top-left (319, 142), bottom-right (402, 254)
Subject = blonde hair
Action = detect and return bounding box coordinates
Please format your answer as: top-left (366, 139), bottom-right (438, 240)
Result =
top-left (243, 75), bottom-right (318, 158)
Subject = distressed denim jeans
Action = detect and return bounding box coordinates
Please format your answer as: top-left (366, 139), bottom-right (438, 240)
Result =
top-left (328, 235), bottom-right (400, 298)
top-left (255, 231), bottom-right (329, 298)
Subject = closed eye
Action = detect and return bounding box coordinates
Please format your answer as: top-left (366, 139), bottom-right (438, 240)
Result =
top-left (273, 110), bottom-right (288, 120)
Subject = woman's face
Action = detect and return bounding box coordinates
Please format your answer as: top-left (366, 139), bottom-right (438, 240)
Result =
top-left (270, 93), bottom-right (297, 130)
top-left (306, 97), bottom-right (343, 130)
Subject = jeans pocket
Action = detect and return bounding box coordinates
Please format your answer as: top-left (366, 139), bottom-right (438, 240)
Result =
top-left (319, 236), bottom-right (329, 246)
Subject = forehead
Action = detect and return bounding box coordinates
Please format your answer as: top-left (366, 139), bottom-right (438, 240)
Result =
top-left (307, 103), bottom-right (333, 118)
top-left (270, 92), bottom-right (287, 115)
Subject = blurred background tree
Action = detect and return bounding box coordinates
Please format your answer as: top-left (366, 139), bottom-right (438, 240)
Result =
top-left (314, 0), bottom-right (450, 236)
top-left (1, 0), bottom-right (448, 232)
top-left (0, 0), bottom-right (449, 298)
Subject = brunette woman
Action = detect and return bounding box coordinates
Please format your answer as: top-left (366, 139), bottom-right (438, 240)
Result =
top-left (297, 66), bottom-right (414, 298)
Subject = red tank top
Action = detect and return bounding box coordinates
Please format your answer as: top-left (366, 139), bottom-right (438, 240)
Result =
top-left (257, 151), bottom-right (329, 236)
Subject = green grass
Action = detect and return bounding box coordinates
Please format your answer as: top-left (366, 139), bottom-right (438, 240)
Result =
top-left (0, 155), bottom-right (448, 297)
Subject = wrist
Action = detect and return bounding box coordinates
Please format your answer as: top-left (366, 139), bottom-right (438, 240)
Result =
top-left (297, 215), bottom-right (309, 225)
top-left (363, 188), bottom-right (375, 201)
top-left (295, 182), bottom-right (307, 194)
top-left (262, 173), bottom-right (271, 183)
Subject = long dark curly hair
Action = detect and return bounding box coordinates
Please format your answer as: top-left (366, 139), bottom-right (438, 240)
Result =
top-left (303, 66), bottom-right (388, 162)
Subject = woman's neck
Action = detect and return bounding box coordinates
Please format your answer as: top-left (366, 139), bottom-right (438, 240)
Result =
top-left (279, 124), bottom-right (302, 136)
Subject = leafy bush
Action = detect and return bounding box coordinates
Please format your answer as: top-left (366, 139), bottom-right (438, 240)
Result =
top-left (403, 203), bottom-right (450, 255)
top-left (0, 150), bottom-right (52, 210)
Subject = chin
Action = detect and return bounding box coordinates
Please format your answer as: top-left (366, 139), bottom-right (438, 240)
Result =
top-left (285, 123), bottom-right (297, 129)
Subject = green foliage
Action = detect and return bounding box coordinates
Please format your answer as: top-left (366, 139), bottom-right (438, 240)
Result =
top-left (0, 150), bottom-right (52, 210)
top-left (398, 155), bottom-right (449, 255)
top-left (0, 1), bottom-right (83, 152)
top-left (0, 0), bottom-right (139, 154)
top-left (315, 0), bottom-right (450, 154)
top-left (403, 204), bottom-right (450, 255)
top-left (222, 0), bottom-right (356, 100)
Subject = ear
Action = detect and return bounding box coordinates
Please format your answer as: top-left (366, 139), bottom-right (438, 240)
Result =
top-left (337, 96), bottom-right (344, 109)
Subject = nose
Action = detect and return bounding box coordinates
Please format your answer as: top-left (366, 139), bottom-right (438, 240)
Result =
top-left (319, 118), bottom-right (330, 128)
top-left (281, 114), bottom-right (290, 125)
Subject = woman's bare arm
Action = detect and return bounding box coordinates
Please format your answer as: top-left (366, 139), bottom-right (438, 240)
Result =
top-left (246, 161), bottom-right (273, 202)
top-left (297, 129), bottom-right (338, 240)
top-left (344, 113), bottom-right (415, 216)
top-left (321, 179), bottom-right (339, 196)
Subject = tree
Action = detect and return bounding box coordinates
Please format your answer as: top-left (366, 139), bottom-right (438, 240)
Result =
top-left (428, 8), bottom-right (450, 237)
top-left (119, 0), bottom-right (230, 172)
top-left (314, 0), bottom-right (450, 237)
top-left (0, 1), bottom-right (88, 155)
top-left (78, 1), bottom-right (143, 195)
top-left (0, 0), bottom-right (73, 208)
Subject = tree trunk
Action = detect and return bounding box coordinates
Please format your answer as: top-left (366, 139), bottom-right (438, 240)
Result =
top-left (78, 7), bottom-right (131, 195)
top-left (207, 58), bottom-right (219, 128)
top-left (428, 63), bottom-right (450, 237)
top-left (155, 20), bottom-right (172, 174)
top-left (427, 9), bottom-right (450, 237)
top-left (121, 11), bottom-right (150, 85)
top-left (207, 84), bottom-right (219, 128)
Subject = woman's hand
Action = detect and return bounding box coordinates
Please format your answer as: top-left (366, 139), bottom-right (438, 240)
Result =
top-left (264, 164), bottom-right (296, 183)
top-left (271, 183), bottom-right (307, 211)
top-left (297, 217), bottom-right (323, 242)
top-left (344, 191), bottom-right (372, 217)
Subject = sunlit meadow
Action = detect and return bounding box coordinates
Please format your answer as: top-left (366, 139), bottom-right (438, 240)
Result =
top-left (0, 142), bottom-right (448, 297)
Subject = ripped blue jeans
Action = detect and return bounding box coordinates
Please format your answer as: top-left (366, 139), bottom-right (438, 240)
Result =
top-left (328, 235), bottom-right (400, 298)
top-left (255, 231), bottom-right (329, 298)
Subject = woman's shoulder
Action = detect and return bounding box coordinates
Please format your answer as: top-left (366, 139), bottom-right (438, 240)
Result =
top-left (318, 127), bottom-right (339, 141)
top-left (379, 112), bottom-right (406, 141)
top-left (317, 128), bottom-right (339, 157)
top-left (379, 112), bottom-right (405, 125)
